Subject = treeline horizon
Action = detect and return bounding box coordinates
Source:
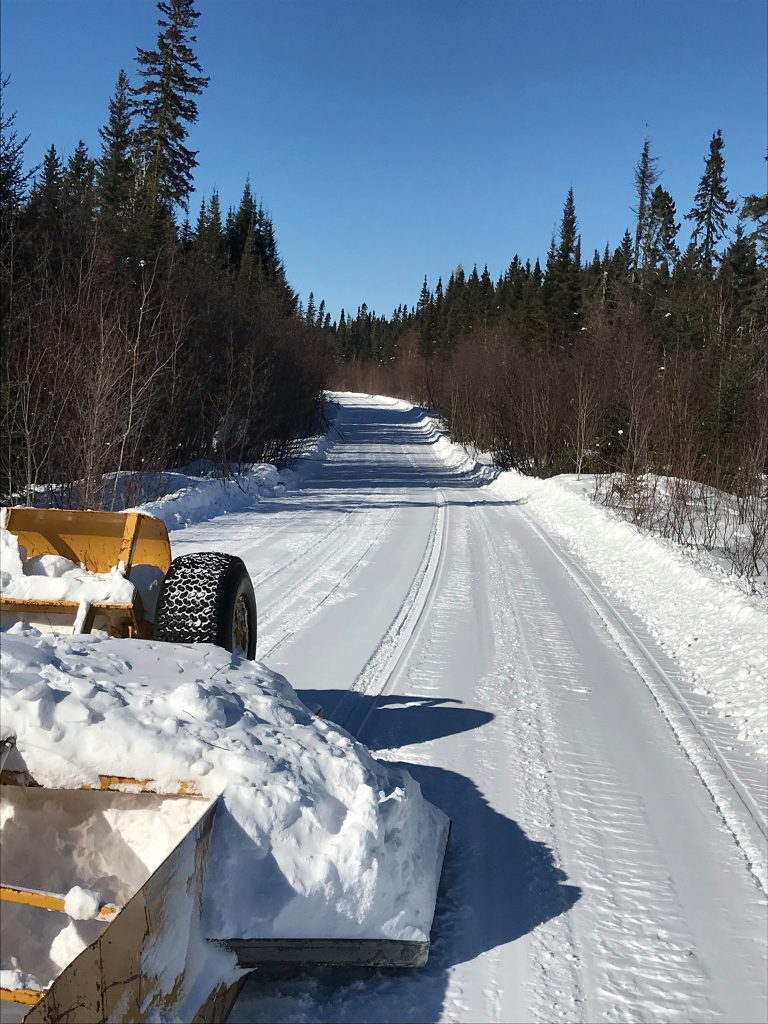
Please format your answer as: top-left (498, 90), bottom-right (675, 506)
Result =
top-left (327, 136), bottom-right (766, 578)
top-left (331, 134), bottom-right (768, 473)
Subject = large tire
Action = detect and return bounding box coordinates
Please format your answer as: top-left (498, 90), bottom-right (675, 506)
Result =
top-left (154, 552), bottom-right (257, 659)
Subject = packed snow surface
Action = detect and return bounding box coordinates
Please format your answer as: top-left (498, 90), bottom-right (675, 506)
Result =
top-left (487, 471), bottom-right (768, 757)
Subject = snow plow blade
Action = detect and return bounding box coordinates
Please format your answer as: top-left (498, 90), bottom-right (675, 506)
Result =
top-left (0, 763), bottom-right (237, 1024)
top-left (1, 757), bottom-right (450, 1023)
top-left (1, 507), bottom-right (172, 577)
top-left (219, 937), bottom-right (431, 970)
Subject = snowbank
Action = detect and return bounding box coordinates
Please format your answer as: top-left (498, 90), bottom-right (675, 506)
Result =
top-left (0, 624), bottom-right (448, 989)
top-left (129, 404), bottom-right (341, 530)
top-left (127, 463), bottom-right (286, 531)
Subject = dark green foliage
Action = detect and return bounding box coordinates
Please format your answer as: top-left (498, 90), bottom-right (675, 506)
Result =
top-left (645, 186), bottom-right (680, 271)
top-left (64, 141), bottom-right (96, 241)
top-left (544, 187), bottom-right (581, 334)
top-left (97, 70), bottom-right (134, 236)
top-left (26, 144), bottom-right (64, 245)
top-left (0, 78), bottom-right (33, 216)
top-left (686, 130), bottom-right (736, 270)
top-left (633, 138), bottom-right (660, 274)
top-left (195, 189), bottom-right (226, 266)
top-left (131, 0), bottom-right (209, 214)
top-left (740, 192), bottom-right (768, 264)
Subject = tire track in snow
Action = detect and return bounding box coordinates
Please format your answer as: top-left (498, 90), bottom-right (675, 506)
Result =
top-left (249, 447), bottom-right (391, 590)
top-left (334, 485), bottom-right (448, 735)
top-left (257, 501), bottom-right (401, 660)
top-left (477, 510), bottom-right (716, 1023)
top-left (522, 510), bottom-right (768, 892)
top-left (251, 503), bottom-right (360, 589)
top-left (471, 511), bottom-right (585, 1023)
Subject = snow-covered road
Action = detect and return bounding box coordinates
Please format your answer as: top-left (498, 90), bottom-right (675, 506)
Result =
top-left (171, 395), bottom-right (766, 1023)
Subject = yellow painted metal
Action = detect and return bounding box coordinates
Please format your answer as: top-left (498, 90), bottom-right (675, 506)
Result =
top-left (3, 507), bottom-right (171, 575)
top-left (0, 883), bottom-right (120, 921)
top-left (1, 507), bottom-right (170, 637)
top-left (0, 767), bottom-right (204, 798)
top-left (0, 987), bottom-right (45, 1006)
top-left (86, 774), bottom-right (204, 798)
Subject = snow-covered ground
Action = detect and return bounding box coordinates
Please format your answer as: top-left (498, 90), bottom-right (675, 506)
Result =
top-left (2, 392), bottom-right (766, 1022)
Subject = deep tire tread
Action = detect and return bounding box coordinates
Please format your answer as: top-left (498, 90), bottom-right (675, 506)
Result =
top-left (154, 552), bottom-right (257, 658)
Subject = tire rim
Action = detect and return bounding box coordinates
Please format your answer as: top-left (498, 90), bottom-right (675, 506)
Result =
top-left (233, 594), bottom-right (251, 656)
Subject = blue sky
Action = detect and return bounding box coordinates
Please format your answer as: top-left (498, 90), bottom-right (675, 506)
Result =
top-left (2, 0), bottom-right (765, 317)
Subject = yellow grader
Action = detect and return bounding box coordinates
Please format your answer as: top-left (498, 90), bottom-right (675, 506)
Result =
top-left (0, 506), bottom-right (259, 1022)
top-left (0, 507), bottom-right (445, 1024)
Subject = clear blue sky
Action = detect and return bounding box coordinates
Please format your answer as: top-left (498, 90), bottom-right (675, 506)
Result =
top-left (2, 0), bottom-right (765, 318)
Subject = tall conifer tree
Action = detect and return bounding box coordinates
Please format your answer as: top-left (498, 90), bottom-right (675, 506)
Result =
top-left (0, 78), bottom-right (32, 216)
top-left (645, 186), bottom-right (679, 270)
top-left (545, 187), bottom-right (581, 333)
top-left (97, 70), bottom-right (134, 226)
top-left (632, 138), bottom-right (659, 274)
top-left (131, 0), bottom-right (208, 214)
top-left (686, 130), bottom-right (736, 270)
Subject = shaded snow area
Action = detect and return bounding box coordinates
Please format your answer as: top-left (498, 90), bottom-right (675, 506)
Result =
top-left (123, 414), bottom-right (338, 530)
top-left (0, 784), bottom-right (204, 992)
top-left (0, 625), bottom-right (447, 1006)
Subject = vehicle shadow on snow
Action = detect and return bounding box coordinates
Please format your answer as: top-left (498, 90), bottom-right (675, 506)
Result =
top-left (298, 690), bottom-right (494, 749)
top-left (232, 761), bottom-right (580, 1024)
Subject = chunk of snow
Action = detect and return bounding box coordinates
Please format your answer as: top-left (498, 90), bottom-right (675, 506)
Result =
top-left (0, 528), bottom-right (25, 584)
top-left (0, 965), bottom-right (46, 992)
top-left (63, 886), bottom-right (102, 921)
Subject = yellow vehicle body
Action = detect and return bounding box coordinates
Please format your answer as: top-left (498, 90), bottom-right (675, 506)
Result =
top-left (0, 507), bottom-right (172, 639)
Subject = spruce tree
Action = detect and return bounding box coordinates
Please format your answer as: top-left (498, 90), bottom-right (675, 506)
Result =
top-left (686, 130), bottom-right (736, 270)
top-left (65, 141), bottom-right (96, 210)
top-left (645, 186), bottom-right (680, 270)
top-left (97, 70), bottom-right (134, 226)
top-left (0, 78), bottom-right (32, 216)
top-left (739, 192), bottom-right (768, 265)
top-left (195, 188), bottom-right (225, 265)
top-left (227, 180), bottom-right (256, 268)
top-left (63, 140), bottom-right (96, 245)
top-left (416, 276), bottom-right (437, 353)
top-left (545, 187), bottom-right (581, 333)
top-left (632, 138), bottom-right (659, 274)
top-left (27, 144), bottom-right (64, 243)
top-left (720, 225), bottom-right (762, 321)
top-left (131, 0), bottom-right (209, 213)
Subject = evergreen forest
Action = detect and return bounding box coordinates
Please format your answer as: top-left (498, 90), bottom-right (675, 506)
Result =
top-left (1, 0), bottom-right (329, 508)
